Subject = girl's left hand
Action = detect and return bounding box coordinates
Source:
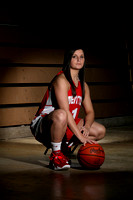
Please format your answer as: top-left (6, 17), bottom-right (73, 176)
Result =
top-left (80, 126), bottom-right (90, 137)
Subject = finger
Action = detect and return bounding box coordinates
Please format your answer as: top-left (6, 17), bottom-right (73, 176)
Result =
top-left (83, 141), bottom-right (87, 146)
top-left (86, 140), bottom-right (94, 144)
top-left (90, 140), bottom-right (98, 144)
top-left (80, 126), bottom-right (83, 131)
top-left (88, 140), bottom-right (92, 144)
top-left (83, 132), bottom-right (87, 136)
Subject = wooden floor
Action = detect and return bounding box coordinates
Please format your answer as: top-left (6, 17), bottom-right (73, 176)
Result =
top-left (0, 125), bottom-right (133, 200)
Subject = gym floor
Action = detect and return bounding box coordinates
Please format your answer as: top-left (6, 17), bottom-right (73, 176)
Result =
top-left (0, 125), bottom-right (133, 200)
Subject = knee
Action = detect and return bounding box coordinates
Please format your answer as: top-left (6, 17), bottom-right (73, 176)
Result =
top-left (53, 109), bottom-right (67, 126)
top-left (91, 123), bottom-right (106, 140)
top-left (97, 124), bottom-right (106, 140)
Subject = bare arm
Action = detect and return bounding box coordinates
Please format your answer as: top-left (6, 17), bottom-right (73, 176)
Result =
top-left (81, 82), bottom-right (95, 133)
top-left (53, 75), bottom-right (93, 145)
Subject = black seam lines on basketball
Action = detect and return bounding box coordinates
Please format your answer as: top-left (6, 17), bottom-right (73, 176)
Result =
top-left (79, 145), bottom-right (103, 152)
top-left (79, 157), bottom-right (99, 167)
top-left (78, 154), bottom-right (104, 158)
top-left (78, 150), bottom-right (105, 154)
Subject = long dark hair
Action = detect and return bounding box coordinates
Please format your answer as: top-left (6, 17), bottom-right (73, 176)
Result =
top-left (62, 48), bottom-right (86, 100)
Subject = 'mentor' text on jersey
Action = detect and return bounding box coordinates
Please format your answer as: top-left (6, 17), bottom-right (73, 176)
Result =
top-left (68, 96), bottom-right (82, 105)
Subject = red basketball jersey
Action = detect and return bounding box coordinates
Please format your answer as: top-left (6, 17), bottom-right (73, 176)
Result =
top-left (31, 71), bottom-right (82, 140)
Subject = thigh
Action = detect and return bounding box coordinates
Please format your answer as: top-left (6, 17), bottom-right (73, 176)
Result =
top-left (89, 121), bottom-right (105, 138)
top-left (90, 121), bottom-right (104, 130)
top-left (35, 112), bottom-right (56, 148)
top-left (38, 110), bottom-right (64, 147)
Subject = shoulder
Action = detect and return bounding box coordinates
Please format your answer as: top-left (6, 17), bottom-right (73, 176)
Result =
top-left (52, 73), bottom-right (70, 90)
top-left (84, 82), bottom-right (89, 89)
top-left (84, 82), bottom-right (90, 94)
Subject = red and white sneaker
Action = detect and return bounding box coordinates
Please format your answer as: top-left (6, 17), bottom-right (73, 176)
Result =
top-left (49, 150), bottom-right (70, 170)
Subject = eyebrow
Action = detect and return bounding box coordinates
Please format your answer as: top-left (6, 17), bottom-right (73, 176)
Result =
top-left (73, 53), bottom-right (84, 56)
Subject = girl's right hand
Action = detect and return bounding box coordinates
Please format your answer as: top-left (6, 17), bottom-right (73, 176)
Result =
top-left (80, 135), bottom-right (97, 146)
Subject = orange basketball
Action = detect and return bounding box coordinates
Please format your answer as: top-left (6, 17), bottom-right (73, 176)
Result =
top-left (77, 143), bottom-right (105, 169)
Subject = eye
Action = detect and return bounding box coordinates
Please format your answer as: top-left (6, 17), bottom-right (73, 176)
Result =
top-left (80, 55), bottom-right (84, 59)
top-left (72, 55), bottom-right (77, 58)
top-left (72, 54), bottom-right (84, 59)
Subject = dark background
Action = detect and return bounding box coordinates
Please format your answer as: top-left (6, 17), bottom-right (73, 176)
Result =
top-left (0, 5), bottom-right (133, 128)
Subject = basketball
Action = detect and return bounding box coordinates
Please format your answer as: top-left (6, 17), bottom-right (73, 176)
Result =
top-left (77, 143), bottom-right (105, 169)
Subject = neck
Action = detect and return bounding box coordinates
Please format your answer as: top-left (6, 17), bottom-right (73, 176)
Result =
top-left (70, 69), bottom-right (79, 81)
top-left (70, 69), bottom-right (79, 87)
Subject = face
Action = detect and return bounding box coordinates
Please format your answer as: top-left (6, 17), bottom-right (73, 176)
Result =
top-left (70, 49), bottom-right (85, 70)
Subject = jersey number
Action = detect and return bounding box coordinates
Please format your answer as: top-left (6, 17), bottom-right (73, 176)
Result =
top-left (72, 108), bottom-right (78, 119)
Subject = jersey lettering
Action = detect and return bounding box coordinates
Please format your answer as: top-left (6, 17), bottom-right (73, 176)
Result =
top-left (72, 108), bottom-right (78, 119)
top-left (68, 96), bottom-right (82, 105)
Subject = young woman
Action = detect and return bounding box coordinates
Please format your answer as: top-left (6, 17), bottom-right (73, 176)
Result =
top-left (30, 48), bottom-right (106, 170)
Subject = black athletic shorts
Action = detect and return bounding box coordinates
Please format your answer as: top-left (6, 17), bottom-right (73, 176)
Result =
top-left (30, 115), bottom-right (52, 148)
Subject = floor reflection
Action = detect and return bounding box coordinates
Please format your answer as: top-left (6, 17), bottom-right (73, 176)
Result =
top-left (1, 170), bottom-right (133, 200)
top-left (50, 172), bottom-right (105, 200)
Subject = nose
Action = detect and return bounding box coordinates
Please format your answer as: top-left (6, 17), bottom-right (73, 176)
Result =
top-left (77, 56), bottom-right (80, 62)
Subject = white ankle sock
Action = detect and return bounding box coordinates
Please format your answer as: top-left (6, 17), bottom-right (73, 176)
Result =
top-left (51, 142), bottom-right (61, 152)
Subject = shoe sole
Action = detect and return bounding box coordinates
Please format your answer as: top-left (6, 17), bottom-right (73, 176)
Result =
top-left (54, 165), bottom-right (70, 171)
top-left (49, 163), bottom-right (70, 171)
